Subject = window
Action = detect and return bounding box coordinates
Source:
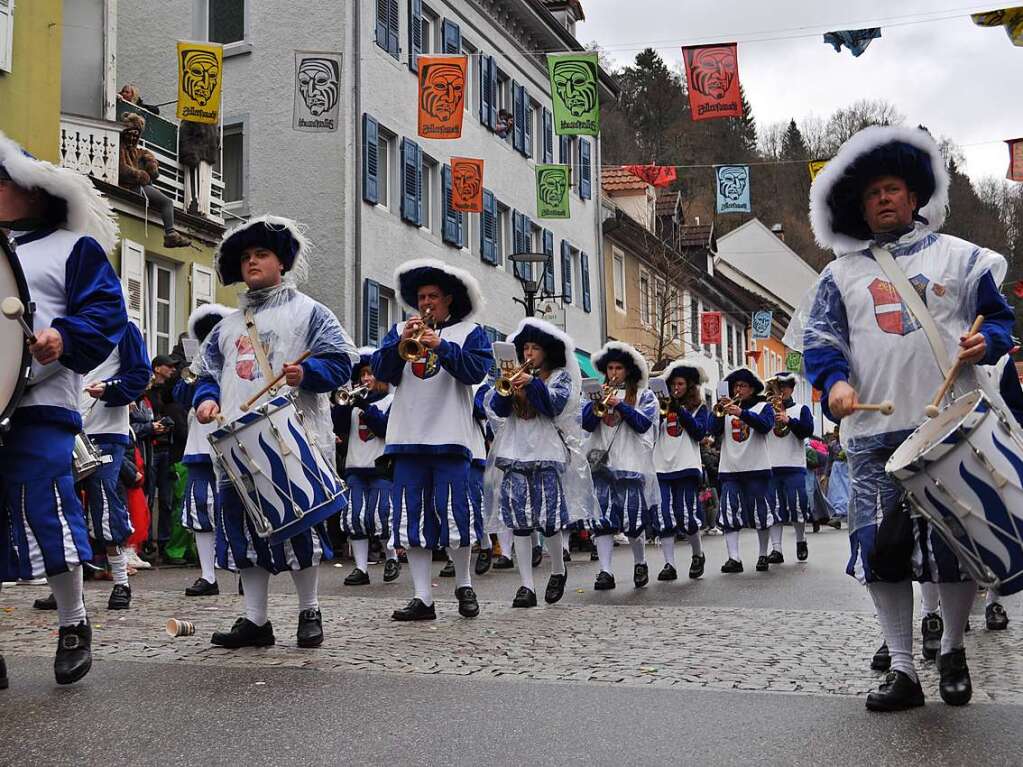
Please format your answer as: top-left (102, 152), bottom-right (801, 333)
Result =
top-left (654, 279), bottom-right (665, 329)
top-left (612, 249), bottom-right (625, 311)
top-left (462, 39), bottom-right (476, 113)
top-left (669, 290), bottom-right (680, 340)
top-left (420, 154), bottom-right (436, 231)
top-left (0, 0), bottom-right (13, 73)
top-left (639, 270), bottom-right (650, 325)
top-left (378, 129), bottom-right (392, 208)
top-left (375, 0), bottom-right (400, 58)
top-left (216, 122), bottom-right (244, 203)
top-left (560, 241), bottom-right (573, 304)
top-left (542, 107), bottom-right (554, 163)
top-left (480, 189), bottom-right (498, 264)
top-left (363, 280), bottom-right (395, 346)
top-left (581, 252), bottom-right (591, 312)
top-left (146, 261), bottom-right (176, 357)
top-left (542, 229), bottom-right (555, 295)
top-left (209, 0), bottom-right (244, 45)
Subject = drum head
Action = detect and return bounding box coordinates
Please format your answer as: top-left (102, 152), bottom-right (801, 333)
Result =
top-left (886, 390), bottom-right (985, 475)
top-left (0, 235), bottom-right (32, 428)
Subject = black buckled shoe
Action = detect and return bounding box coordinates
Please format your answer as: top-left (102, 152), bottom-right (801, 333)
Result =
top-left (383, 558), bottom-right (401, 582)
top-left (474, 549), bottom-right (492, 575)
top-left (633, 563), bottom-right (649, 588)
top-left (492, 554), bottom-right (514, 570)
top-left (720, 558), bottom-right (743, 574)
top-left (296, 609), bottom-right (323, 648)
top-left (938, 648), bottom-right (973, 706)
top-left (438, 560), bottom-right (456, 578)
top-left (589, 548), bottom-right (599, 561)
top-left (689, 554), bottom-right (706, 579)
top-left (766, 550), bottom-right (784, 565)
top-left (657, 564), bottom-right (678, 582)
top-left (512, 586), bottom-right (537, 608)
top-left (921, 612), bottom-right (943, 661)
top-left (210, 617), bottom-right (275, 648)
top-left (865, 670), bottom-right (925, 712)
top-left (33, 593), bottom-right (57, 610)
top-left (545, 572), bottom-right (568, 604)
top-left (185, 577), bottom-right (219, 596)
top-left (531, 545), bottom-right (543, 568)
top-left (796, 541), bottom-right (809, 561)
top-left (455, 586), bottom-right (480, 618)
top-left (391, 598), bottom-right (436, 622)
top-left (54, 621), bottom-right (92, 685)
top-left (594, 571), bottom-right (616, 590)
top-left (344, 567), bottom-right (370, 586)
top-left (107, 584), bottom-right (132, 610)
top-left (0, 653), bottom-right (7, 690)
top-left (563, 549), bottom-right (571, 562)
top-left (986, 602), bottom-right (1009, 631)
top-left (871, 642), bottom-right (892, 671)
top-left (755, 556), bottom-right (770, 572)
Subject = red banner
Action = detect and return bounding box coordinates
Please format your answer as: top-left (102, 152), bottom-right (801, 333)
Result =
top-left (622, 164), bottom-right (678, 187)
top-left (682, 43), bottom-right (743, 121)
top-left (700, 311), bottom-right (722, 345)
top-left (450, 157), bottom-right (484, 213)
top-left (1008, 138), bottom-right (1023, 182)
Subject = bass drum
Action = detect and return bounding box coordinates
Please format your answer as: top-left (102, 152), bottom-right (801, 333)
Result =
top-left (0, 234), bottom-right (32, 432)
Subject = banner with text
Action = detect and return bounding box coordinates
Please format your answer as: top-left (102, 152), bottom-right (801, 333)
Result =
top-left (547, 53), bottom-right (601, 136)
top-left (536, 164), bottom-right (571, 219)
top-left (450, 157), bottom-right (485, 213)
top-left (177, 41), bottom-right (223, 124)
top-left (418, 55), bottom-right (468, 139)
top-left (293, 51), bottom-right (342, 132)
top-left (682, 43), bottom-right (743, 121)
top-left (716, 165), bottom-right (751, 213)
top-left (700, 311), bottom-right (722, 345)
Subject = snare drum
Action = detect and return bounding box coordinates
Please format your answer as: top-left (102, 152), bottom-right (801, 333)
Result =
top-left (0, 235), bottom-right (33, 433)
top-left (209, 394), bottom-right (347, 545)
top-left (886, 389), bottom-right (1023, 595)
top-left (72, 432), bottom-right (103, 482)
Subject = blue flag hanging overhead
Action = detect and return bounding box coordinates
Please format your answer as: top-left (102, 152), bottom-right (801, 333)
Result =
top-left (823, 28), bottom-right (881, 57)
top-left (715, 165), bottom-right (751, 213)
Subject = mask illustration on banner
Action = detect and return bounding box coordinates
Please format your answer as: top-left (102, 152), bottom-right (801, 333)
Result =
top-left (716, 165), bottom-right (751, 213)
top-left (751, 310), bottom-right (773, 340)
top-left (418, 55), bottom-right (468, 139)
top-left (682, 43), bottom-right (743, 121)
top-left (547, 53), bottom-right (600, 136)
top-left (536, 165), bottom-right (571, 219)
top-left (177, 41), bottom-right (223, 124)
top-left (785, 352), bottom-right (803, 373)
top-left (293, 52), bottom-right (343, 132)
top-left (701, 312), bottom-right (722, 345)
top-left (450, 157), bottom-right (484, 213)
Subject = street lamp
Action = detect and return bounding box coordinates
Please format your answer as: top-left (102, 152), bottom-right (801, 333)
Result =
top-left (508, 251), bottom-right (552, 317)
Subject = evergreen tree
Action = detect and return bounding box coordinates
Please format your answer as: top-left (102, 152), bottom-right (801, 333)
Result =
top-left (780, 119), bottom-right (808, 160)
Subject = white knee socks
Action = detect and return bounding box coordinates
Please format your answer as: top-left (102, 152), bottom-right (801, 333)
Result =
top-left (352, 538), bottom-right (370, 573)
top-left (290, 566), bottom-right (319, 612)
top-left (497, 529), bottom-right (514, 559)
top-left (756, 529), bottom-right (770, 557)
top-left (108, 547), bottom-right (129, 586)
top-left (725, 531), bottom-right (741, 561)
top-left (689, 531), bottom-right (703, 557)
top-left (446, 545), bottom-right (472, 588)
top-left (937, 581), bottom-right (976, 654)
top-left (985, 587), bottom-right (1000, 607)
top-left (546, 531), bottom-right (565, 577)
top-left (195, 531), bottom-right (217, 584)
top-left (240, 567), bottom-right (271, 626)
top-left (48, 568), bottom-right (87, 627)
top-left (793, 521), bottom-right (806, 544)
top-left (660, 535), bottom-right (676, 568)
top-left (770, 523), bottom-right (783, 553)
top-left (868, 579), bottom-right (917, 682)
top-left (407, 547), bottom-right (434, 605)
top-left (596, 534), bottom-right (614, 575)
top-left (515, 537), bottom-right (535, 591)
top-left (385, 544), bottom-right (398, 561)
top-left (919, 581), bottom-right (940, 615)
top-left (629, 534), bottom-right (646, 565)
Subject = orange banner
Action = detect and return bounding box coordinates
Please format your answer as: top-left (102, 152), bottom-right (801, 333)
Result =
top-left (682, 43), bottom-right (743, 121)
top-left (418, 55), bottom-right (468, 140)
top-left (1008, 138), bottom-right (1023, 182)
top-left (701, 311), bottom-right (722, 345)
top-left (450, 157), bottom-right (484, 213)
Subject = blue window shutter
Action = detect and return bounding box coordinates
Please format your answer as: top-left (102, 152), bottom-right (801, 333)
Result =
top-left (442, 164), bottom-right (455, 245)
top-left (416, 145), bottom-right (424, 226)
top-left (542, 230), bottom-right (555, 295)
top-left (542, 108), bottom-right (553, 163)
top-left (441, 19), bottom-right (461, 53)
top-left (363, 279), bottom-right (381, 345)
top-left (479, 55), bottom-right (490, 127)
top-left (362, 114), bottom-right (379, 205)
top-left (375, 0), bottom-right (389, 51)
top-left (559, 135), bottom-right (571, 165)
top-left (581, 251), bottom-right (591, 312)
top-left (386, 0), bottom-right (400, 58)
top-left (488, 56), bottom-right (498, 129)
top-left (512, 81), bottom-right (524, 152)
top-left (481, 189), bottom-right (497, 264)
top-left (523, 87), bottom-right (532, 158)
top-left (561, 240), bottom-right (572, 304)
top-left (401, 138), bottom-right (421, 225)
top-left (579, 138), bottom-right (592, 200)
top-left (408, 0), bottom-right (423, 71)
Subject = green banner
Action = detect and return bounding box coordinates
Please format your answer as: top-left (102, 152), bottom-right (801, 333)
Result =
top-left (536, 165), bottom-right (570, 219)
top-left (547, 53), bottom-right (600, 136)
top-left (785, 351), bottom-right (803, 372)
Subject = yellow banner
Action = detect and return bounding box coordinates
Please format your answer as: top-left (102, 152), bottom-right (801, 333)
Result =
top-left (177, 41), bottom-right (223, 124)
top-left (808, 160), bottom-right (828, 181)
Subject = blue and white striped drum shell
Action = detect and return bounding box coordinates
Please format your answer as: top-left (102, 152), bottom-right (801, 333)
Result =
top-left (209, 394), bottom-right (347, 545)
top-left (886, 389), bottom-right (1023, 595)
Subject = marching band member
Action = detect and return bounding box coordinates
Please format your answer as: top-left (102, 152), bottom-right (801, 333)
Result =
top-left (0, 131), bottom-right (127, 684)
top-left (652, 359), bottom-right (710, 580)
top-left (483, 318), bottom-right (595, 607)
top-left (372, 259), bottom-right (492, 621)
top-left (176, 303), bottom-right (232, 597)
top-left (711, 367), bottom-right (776, 574)
top-left (193, 215), bottom-right (357, 649)
top-left (793, 125), bottom-right (1014, 710)
top-left (583, 342), bottom-right (660, 590)
top-left (765, 372), bottom-right (815, 563)
top-left (336, 347), bottom-right (398, 586)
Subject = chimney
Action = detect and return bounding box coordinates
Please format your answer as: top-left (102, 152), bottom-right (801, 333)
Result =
top-left (544, 1), bottom-right (582, 35)
top-left (771, 223), bottom-right (785, 242)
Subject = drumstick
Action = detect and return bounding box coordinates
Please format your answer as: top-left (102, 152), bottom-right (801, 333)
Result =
top-left (240, 351), bottom-right (313, 412)
top-left (1, 296), bottom-right (37, 344)
top-left (924, 315), bottom-right (985, 419)
top-left (853, 401), bottom-right (895, 416)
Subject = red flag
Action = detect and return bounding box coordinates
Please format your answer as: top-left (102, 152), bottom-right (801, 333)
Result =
top-left (1013, 280), bottom-right (1023, 299)
top-left (700, 311), bottom-right (722, 345)
top-left (745, 349), bottom-right (763, 364)
top-left (1008, 138), bottom-right (1023, 182)
top-left (682, 43), bottom-right (743, 121)
top-left (622, 164), bottom-right (678, 188)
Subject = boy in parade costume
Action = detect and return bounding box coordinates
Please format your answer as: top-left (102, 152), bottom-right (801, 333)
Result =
top-left (193, 216), bottom-right (357, 649)
top-left (791, 125), bottom-right (1014, 710)
top-left (372, 259), bottom-right (493, 621)
top-left (765, 371), bottom-right (815, 563)
top-left (176, 303), bottom-right (232, 597)
top-left (0, 131), bottom-right (128, 685)
top-left (652, 359), bottom-right (710, 580)
top-left (336, 347), bottom-right (399, 586)
top-left (583, 341), bottom-right (660, 591)
top-left (711, 367), bottom-right (776, 574)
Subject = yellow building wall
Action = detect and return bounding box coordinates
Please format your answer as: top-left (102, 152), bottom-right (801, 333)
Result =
top-left (0, 0), bottom-right (62, 160)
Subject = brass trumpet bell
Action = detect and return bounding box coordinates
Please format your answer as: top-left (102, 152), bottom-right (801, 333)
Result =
top-left (592, 378), bottom-right (622, 419)
top-left (398, 308), bottom-right (434, 362)
top-left (495, 361), bottom-right (535, 397)
top-left (335, 384), bottom-right (369, 405)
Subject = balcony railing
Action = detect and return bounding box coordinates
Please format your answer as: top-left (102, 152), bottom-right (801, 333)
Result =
top-left (59, 108), bottom-right (226, 226)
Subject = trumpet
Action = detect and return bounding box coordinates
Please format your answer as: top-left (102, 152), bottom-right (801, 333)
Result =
top-left (593, 378), bottom-right (622, 418)
top-left (658, 395), bottom-right (675, 417)
top-left (398, 307), bottom-right (434, 362)
top-left (712, 396), bottom-right (736, 417)
top-left (335, 384), bottom-right (369, 405)
top-left (764, 377), bottom-right (789, 436)
top-left (180, 367), bottom-right (198, 384)
top-left (495, 361), bottom-right (536, 397)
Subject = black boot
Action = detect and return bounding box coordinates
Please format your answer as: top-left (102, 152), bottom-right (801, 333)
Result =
top-left (107, 583), bottom-right (132, 610)
top-left (657, 563), bottom-right (678, 581)
top-left (921, 612), bottom-right (943, 661)
top-left (689, 554), bottom-right (706, 579)
top-left (865, 670), bottom-right (925, 712)
top-left (185, 577), bottom-right (220, 597)
top-left (512, 586), bottom-right (537, 608)
top-left (755, 555), bottom-right (770, 572)
top-left (492, 554), bottom-right (514, 570)
top-left (0, 653), bottom-right (8, 690)
top-left (871, 643), bottom-right (892, 671)
top-left (531, 545), bottom-right (543, 568)
top-left (766, 550), bottom-right (784, 565)
top-left (796, 541), bottom-right (809, 561)
top-left (455, 586), bottom-right (480, 618)
top-left (474, 549), bottom-right (492, 575)
top-left (720, 558), bottom-right (743, 574)
top-left (545, 572), bottom-right (567, 604)
top-left (33, 593), bottom-right (57, 610)
top-left (54, 621), bottom-right (92, 685)
top-left (210, 617), bottom-right (275, 648)
top-left (383, 558), bottom-right (401, 582)
top-left (633, 563), bottom-right (649, 588)
top-left (296, 609), bottom-right (323, 648)
top-left (438, 560), bottom-right (456, 578)
top-left (391, 598), bottom-right (436, 622)
top-left (938, 648), bottom-right (973, 706)
top-left (986, 602), bottom-right (1009, 631)
top-left (344, 567), bottom-right (370, 586)
top-left (594, 571), bottom-right (616, 590)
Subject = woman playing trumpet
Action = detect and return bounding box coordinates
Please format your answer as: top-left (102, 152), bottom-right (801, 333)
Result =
top-left (484, 319), bottom-right (595, 607)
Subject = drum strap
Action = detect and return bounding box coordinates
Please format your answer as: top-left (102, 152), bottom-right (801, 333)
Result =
top-left (243, 309), bottom-right (278, 394)
top-left (870, 245), bottom-right (952, 377)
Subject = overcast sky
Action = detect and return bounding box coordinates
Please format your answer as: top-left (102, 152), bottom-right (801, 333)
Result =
top-left (578, 1), bottom-right (1020, 183)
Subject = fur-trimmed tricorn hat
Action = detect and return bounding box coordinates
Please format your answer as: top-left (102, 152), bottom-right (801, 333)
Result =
top-left (591, 341), bottom-right (649, 389)
top-left (216, 214), bottom-right (309, 286)
top-left (809, 125), bottom-right (949, 255)
top-left (661, 358), bottom-right (709, 387)
top-left (0, 130), bottom-right (119, 252)
top-left (774, 371), bottom-right (798, 389)
top-left (725, 366), bottom-right (764, 395)
top-left (187, 302), bottom-right (232, 343)
top-left (508, 317), bottom-right (574, 371)
top-left (351, 346), bottom-right (376, 385)
top-left (394, 258), bottom-right (484, 323)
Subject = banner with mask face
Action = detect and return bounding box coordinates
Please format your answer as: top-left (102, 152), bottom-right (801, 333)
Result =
top-left (177, 41), bottom-right (223, 124)
top-left (682, 43), bottom-right (743, 121)
top-left (808, 160), bottom-right (828, 181)
top-left (535, 164), bottom-right (571, 219)
top-left (1007, 138), bottom-right (1023, 182)
top-left (547, 53), bottom-right (600, 136)
top-left (715, 165), bottom-right (751, 213)
top-left (751, 310), bottom-right (773, 340)
top-left (293, 51), bottom-right (343, 132)
top-left (450, 157), bottom-right (484, 213)
top-left (417, 55), bottom-right (468, 139)
top-left (971, 8), bottom-right (1023, 46)
top-left (700, 312), bottom-right (722, 345)
top-left (785, 351), bottom-right (803, 373)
